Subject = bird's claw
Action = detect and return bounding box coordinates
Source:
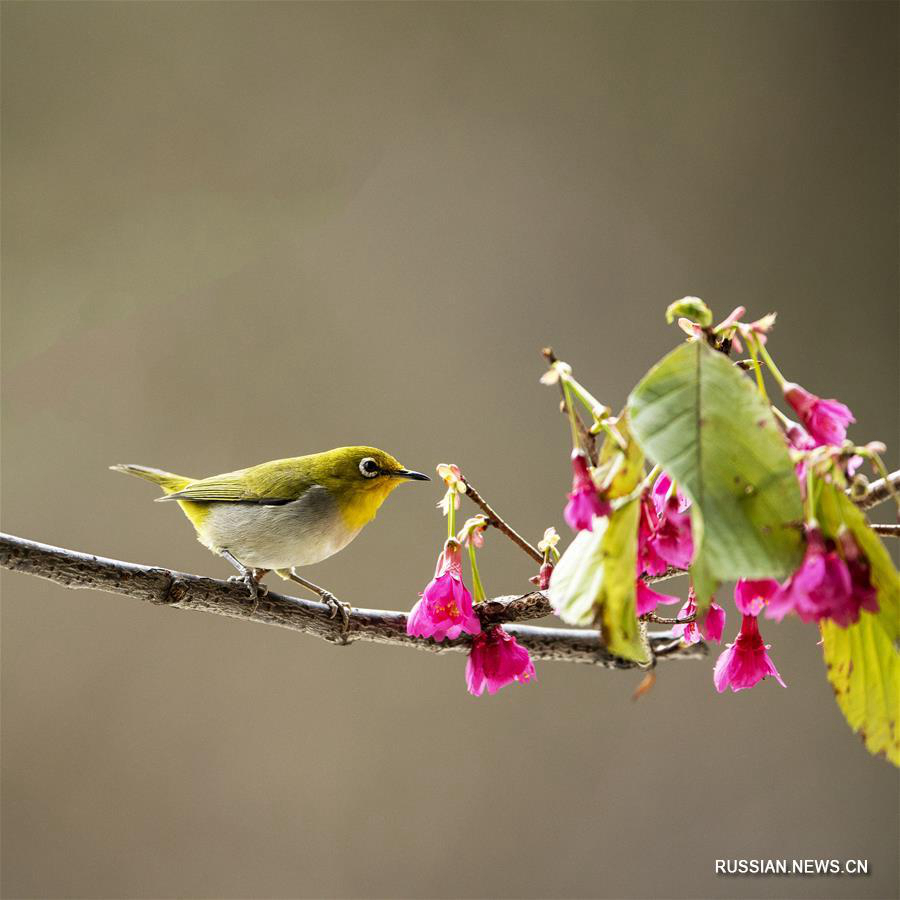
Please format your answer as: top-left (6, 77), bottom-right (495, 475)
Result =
top-left (228, 572), bottom-right (268, 610)
top-left (321, 591), bottom-right (351, 631)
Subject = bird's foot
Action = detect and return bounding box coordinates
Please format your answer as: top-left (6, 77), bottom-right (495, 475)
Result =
top-left (321, 591), bottom-right (352, 631)
top-left (228, 570), bottom-right (269, 612)
top-left (280, 568), bottom-right (351, 632)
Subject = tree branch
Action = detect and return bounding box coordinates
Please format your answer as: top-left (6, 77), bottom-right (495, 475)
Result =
top-left (0, 533), bottom-right (706, 670)
top-left (458, 477), bottom-right (544, 564)
top-left (856, 471), bottom-right (900, 511)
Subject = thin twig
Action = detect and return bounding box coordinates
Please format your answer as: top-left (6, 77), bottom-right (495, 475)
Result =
top-left (0, 533), bottom-right (707, 669)
top-left (458, 477), bottom-right (544, 564)
top-left (541, 346), bottom-right (599, 464)
top-left (645, 566), bottom-right (686, 584)
top-left (853, 470), bottom-right (900, 511)
top-left (646, 613), bottom-right (695, 625)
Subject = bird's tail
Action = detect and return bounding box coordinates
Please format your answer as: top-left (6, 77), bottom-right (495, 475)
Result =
top-left (109, 464), bottom-right (193, 495)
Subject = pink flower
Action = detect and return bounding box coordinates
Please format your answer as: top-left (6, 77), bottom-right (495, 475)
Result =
top-left (651, 473), bottom-right (691, 514)
top-left (782, 417), bottom-right (816, 452)
top-left (714, 614), bottom-right (786, 693)
top-left (702, 601), bottom-right (726, 643)
top-left (654, 498), bottom-right (694, 569)
top-left (780, 416), bottom-right (817, 485)
top-left (529, 562), bottom-right (554, 590)
top-left (457, 515), bottom-right (488, 548)
top-left (638, 497), bottom-right (670, 576)
top-left (564, 450), bottom-right (609, 532)
top-left (636, 580), bottom-right (681, 616)
top-left (466, 627), bottom-right (536, 696)
top-left (407, 540), bottom-right (481, 642)
top-left (638, 478), bottom-right (694, 576)
top-left (783, 382), bottom-right (854, 447)
top-left (765, 529), bottom-right (877, 628)
top-left (765, 530), bottom-right (845, 623)
top-left (673, 591), bottom-right (725, 644)
top-left (734, 579), bottom-right (779, 616)
top-left (834, 531), bottom-right (879, 627)
top-left (844, 454), bottom-right (864, 478)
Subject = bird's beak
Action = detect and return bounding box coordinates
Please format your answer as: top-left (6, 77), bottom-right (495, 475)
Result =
top-left (393, 468), bottom-right (431, 481)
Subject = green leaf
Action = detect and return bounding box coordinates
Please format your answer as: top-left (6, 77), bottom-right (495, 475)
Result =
top-left (595, 411), bottom-right (645, 500)
top-left (816, 483), bottom-right (900, 765)
top-left (627, 341), bottom-right (804, 593)
top-left (821, 614), bottom-right (900, 766)
top-left (816, 483), bottom-right (899, 643)
top-left (547, 500), bottom-right (647, 663)
top-left (598, 498), bottom-right (646, 662)
top-left (547, 527), bottom-right (606, 628)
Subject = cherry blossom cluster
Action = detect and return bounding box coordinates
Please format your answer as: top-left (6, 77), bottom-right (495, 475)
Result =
top-left (406, 464), bottom-right (536, 696)
top-left (544, 299), bottom-right (889, 693)
top-left (404, 299), bottom-right (892, 701)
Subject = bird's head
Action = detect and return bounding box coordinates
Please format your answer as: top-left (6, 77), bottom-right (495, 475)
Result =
top-left (317, 446), bottom-right (430, 529)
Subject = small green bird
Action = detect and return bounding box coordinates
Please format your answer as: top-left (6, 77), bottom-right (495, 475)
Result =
top-left (111, 446), bottom-right (429, 623)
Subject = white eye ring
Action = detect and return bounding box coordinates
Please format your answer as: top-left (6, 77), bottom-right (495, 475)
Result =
top-left (359, 457), bottom-right (379, 478)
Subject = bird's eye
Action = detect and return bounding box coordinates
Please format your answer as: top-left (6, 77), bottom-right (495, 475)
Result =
top-left (359, 457), bottom-right (380, 478)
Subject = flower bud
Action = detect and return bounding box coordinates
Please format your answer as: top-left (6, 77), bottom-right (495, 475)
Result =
top-left (537, 526), bottom-right (560, 555)
top-left (665, 296), bottom-right (713, 328)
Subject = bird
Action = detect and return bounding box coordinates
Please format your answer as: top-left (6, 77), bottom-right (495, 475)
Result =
top-left (111, 446), bottom-right (430, 625)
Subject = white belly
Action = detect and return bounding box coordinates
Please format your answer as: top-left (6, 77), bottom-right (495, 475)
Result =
top-left (197, 486), bottom-right (359, 570)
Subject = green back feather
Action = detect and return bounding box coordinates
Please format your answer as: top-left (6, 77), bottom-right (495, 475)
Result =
top-left (157, 447), bottom-right (403, 504)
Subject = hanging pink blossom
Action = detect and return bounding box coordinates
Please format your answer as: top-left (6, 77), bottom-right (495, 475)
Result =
top-left (780, 415), bottom-right (817, 485)
top-left (651, 473), bottom-right (691, 514)
top-left (784, 420), bottom-right (816, 451)
top-left (734, 579), bottom-right (779, 616)
top-left (638, 480), bottom-right (694, 575)
top-left (702, 601), bottom-right (727, 644)
top-left (783, 382), bottom-right (855, 447)
top-left (653, 497), bottom-right (694, 569)
top-left (765, 529), bottom-right (877, 627)
top-left (673, 591), bottom-right (725, 644)
top-left (534, 562), bottom-right (554, 590)
top-left (636, 580), bottom-right (681, 616)
top-left (714, 614), bottom-right (786, 693)
top-left (457, 515), bottom-right (488, 548)
top-left (638, 496), bottom-right (670, 576)
top-left (834, 531), bottom-right (879, 627)
top-left (407, 540), bottom-right (481, 642)
top-left (564, 450), bottom-right (609, 532)
top-left (466, 627), bottom-right (536, 696)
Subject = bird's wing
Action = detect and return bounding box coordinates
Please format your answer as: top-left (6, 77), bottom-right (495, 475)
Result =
top-left (157, 460), bottom-right (317, 505)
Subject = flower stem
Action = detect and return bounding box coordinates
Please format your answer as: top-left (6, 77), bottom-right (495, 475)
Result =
top-left (771, 405), bottom-right (795, 430)
top-left (561, 379), bottom-right (582, 451)
top-left (447, 489), bottom-right (457, 538)
top-left (755, 338), bottom-right (787, 388)
top-left (747, 338), bottom-right (769, 401)
top-left (805, 465), bottom-right (819, 526)
top-left (595, 419), bottom-right (628, 451)
top-left (468, 544), bottom-right (487, 603)
top-left (563, 375), bottom-right (606, 421)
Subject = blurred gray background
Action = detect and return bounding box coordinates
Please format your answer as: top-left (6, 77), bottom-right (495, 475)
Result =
top-left (2, 2), bottom-right (897, 899)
